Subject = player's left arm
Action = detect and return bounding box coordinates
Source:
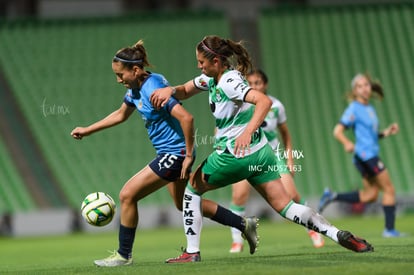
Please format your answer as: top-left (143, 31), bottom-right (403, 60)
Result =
top-left (234, 89), bottom-right (272, 157)
top-left (379, 122), bottom-right (399, 138)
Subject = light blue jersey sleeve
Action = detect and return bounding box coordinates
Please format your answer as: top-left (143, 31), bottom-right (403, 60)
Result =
top-left (123, 73), bottom-right (188, 156)
top-left (339, 104), bottom-right (356, 128)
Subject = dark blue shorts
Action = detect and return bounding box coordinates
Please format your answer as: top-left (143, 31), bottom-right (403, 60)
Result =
top-left (148, 153), bottom-right (189, 182)
top-left (353, 155), bottom-right (386, 178)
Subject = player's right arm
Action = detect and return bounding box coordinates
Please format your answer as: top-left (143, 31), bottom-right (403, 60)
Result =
top-left (150, 80), bottom-right (204, 109)
top-left (71, 102), bottom-right (135, 139)
top-left (333, 123), bottom-right (354, 153)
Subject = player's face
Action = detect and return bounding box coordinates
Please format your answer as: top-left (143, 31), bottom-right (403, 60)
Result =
top-left (353, 76), bottom-right (372, 103)
top-left (196, 50), bottom-right (217, 78)
top-left (247, 74), bottom-right (267, 94)
top-left (112, 62), bottom-right (140, 89)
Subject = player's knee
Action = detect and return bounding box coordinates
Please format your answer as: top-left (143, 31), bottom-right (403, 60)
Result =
top-left (383, 184), bottom-right (395, 196)
top-left (119, 189), bottom-right (135, 205)
top-left (365, 194), bottom-right (378, 203)
top-left (362, 188), bottom-right (379, 203)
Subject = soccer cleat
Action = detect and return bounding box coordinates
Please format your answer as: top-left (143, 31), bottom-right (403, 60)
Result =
top-left (382, 229), bottom-right (406, 238)
top-left (308, 230), bottom-right (325, 248)
top-left (94, 251), bottom-right (133, 267)
top-left (229, 242), bottom-right (244, 253)
top-left (242, 216), bottom-right (259, 255)
top-left (165, 250), bottom-right (201, 263)
top-left (337, 230), bottom-right (374, 253)
top-left (318, 188), bottom-right (335, 213)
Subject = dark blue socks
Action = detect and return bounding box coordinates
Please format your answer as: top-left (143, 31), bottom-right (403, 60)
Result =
top-left (118, 224), bottom-right (136, 259)
top-left (383, 205), bottom-right (396, 230)
top-left (210, 205), bottom-right (245, 232)
top-left (336, 191), bottom-right (360, 203)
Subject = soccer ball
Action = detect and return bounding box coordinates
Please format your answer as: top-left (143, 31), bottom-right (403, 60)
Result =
top-left (81, 192), bottom-right (116, 226)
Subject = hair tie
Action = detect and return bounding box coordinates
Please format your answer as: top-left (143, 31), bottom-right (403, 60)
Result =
top-left (113, 56), bottom-right (143, 64)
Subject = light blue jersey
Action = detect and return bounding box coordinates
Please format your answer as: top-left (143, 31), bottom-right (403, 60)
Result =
top-left (123, 73), bottom-right (186, 156)
top-left (340, 101), bottom-right (379, 160)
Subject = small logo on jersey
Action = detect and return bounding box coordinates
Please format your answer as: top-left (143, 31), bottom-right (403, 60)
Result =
top-left (215, 91), bottom-right (222, 102)
top-left (198, 78), bottom-right (208, 88)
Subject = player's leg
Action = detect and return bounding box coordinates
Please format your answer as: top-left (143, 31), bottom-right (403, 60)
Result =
top-left (253, 178), bottom-right (373, 252)
top-left (167, 175), bottom-right (250, 239)
top-left (319, 179), bottom-right (377, 213)
top-left (373, 169), bottom-right (403, 237)
top-left (167, 177), bottom-right (186, 211)
top-left (318, 156), bottom-right (376, 213)
top-left (95, 165), bottom-right (169, 267)
top-left (280, 172), bottom-right (324, 248)
top-left (229, 180), bottom-right (250, 252)
top-left (165, 164), bottom-right (217, 263)
top-left (166, 153), bottom-right (259, 263)
top-left (359, 177), bottom-right (379, 203)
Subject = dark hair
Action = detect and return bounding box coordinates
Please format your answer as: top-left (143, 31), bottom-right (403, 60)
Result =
top-left (247, 69), bottom-right (268, 84)
top-left (113, 39), bottom-right (151, 69)
top-left (196, 35), bottom-right (252, 76)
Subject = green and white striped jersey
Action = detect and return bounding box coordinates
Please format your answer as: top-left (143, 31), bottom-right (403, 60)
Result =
top-left (193, 70), bottom-right (268, 156)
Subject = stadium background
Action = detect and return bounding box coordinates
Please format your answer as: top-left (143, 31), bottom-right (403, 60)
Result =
top-left (0, 0), bottom-right (413, 236)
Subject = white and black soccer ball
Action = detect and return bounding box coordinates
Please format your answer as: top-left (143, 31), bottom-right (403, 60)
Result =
top-left (81, 192), bottom-right (116, 226)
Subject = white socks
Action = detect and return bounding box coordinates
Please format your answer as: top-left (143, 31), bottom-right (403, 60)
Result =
top-left (283, 201), bottom-right (339, 242)
top-left (183, 187), bottom-right (203, 253)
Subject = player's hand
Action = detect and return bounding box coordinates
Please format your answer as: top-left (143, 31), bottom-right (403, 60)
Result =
top-left (343, 140), bottom-right (354, 153)
top-left (385, 123), bottom-right (399, 136)
top-left (70, 127), bottom-right (89, 140)
top-left (150, 87), bottom-right (172, 109)
top-left (180, 155), bottom-right (194, 180)
top-left (234, 132), bottom-right (251, 158)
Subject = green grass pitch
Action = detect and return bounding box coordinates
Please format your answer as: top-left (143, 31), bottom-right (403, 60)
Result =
top-left (1, 214), bottom-right (413, 274)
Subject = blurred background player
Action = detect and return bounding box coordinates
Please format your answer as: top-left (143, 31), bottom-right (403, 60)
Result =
top-left (318, 73), bottom-right (404, 238)
top-left (228, 69), bottom-right (324, 253)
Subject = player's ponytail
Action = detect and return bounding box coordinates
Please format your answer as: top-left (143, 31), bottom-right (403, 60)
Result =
top-left (225, 39), bottom-right (252, 76)
top-left (197, 35), bottom-right (252, 76)
top-left (371, 82), bottom-right (384, 99)
top-left (113, 39), bottom-right (151, 69)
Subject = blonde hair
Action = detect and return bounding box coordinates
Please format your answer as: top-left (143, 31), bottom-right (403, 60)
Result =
top-left (346, 73), bottom-right (384, 101)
